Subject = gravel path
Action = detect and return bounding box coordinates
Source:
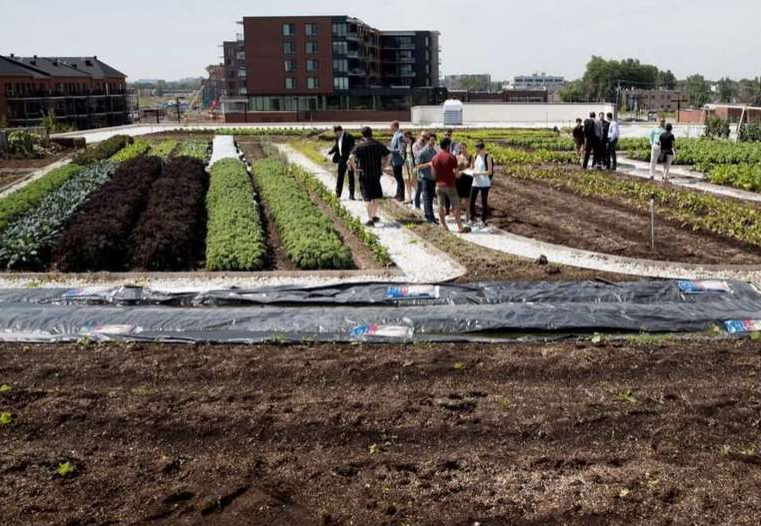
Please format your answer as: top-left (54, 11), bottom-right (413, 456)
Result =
top-left (276, 145), bottom-right (465, 283)
top-left (209, 135), bottom-right (239, 166)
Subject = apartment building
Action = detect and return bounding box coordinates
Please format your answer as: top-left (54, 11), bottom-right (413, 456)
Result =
top-left (624, 89), bottom-right (687, 112)
top-left (0, 54), bottom-right (128, 129)
top-left (220, 16), bottom-right (446, 123)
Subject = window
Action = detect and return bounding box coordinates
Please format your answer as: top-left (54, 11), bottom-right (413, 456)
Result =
top-left (332, 23), bottom-right (347, 37)
top-left (285, 77), bottom-right (297, 90)
top-left (334, 77), bottom-right (349, 90)
top-left (238, 69), bottom-right (247, 78)
top-left (284, 60), bottom-right (296, 72)
top-left (282, 23), bottom-right (295, 36)
top-left (306, 41), bottom-right (318, 54)
top-left (236, 51), bottom-right (246, 60)
top-left (332, 41), bottom-right (348, 55)
top-left (333, 58), bottom-right (348, 72)
top-left (238, 87), bottom-right (248, 95)
top-left (306, 23), bottom-right (318, 36)
top-left (306, 59), bottom-right (318, 72)
top-left (307, 77), bottom-right (319, 90)
top-left (283, 42), bottom-right (295, 55)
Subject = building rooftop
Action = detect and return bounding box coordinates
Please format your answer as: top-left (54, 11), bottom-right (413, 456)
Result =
top-left (0, 55), bottom-right (126, 80)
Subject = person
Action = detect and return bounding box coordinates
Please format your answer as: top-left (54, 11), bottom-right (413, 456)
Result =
top-left (411, 131), bottom-right (430, 209)
top-left (470, 140), bottom-right (493, 226)
top-left (606, 112), bottom-right (620, 171)
top-left (402, 130), bottom-right (417, 204)
top-left (349, 127), bottom-right (391, 226)
top-left (431, 137), bottom-right (471, 234)
top-left (582, 112), bottom-right (598, 170)
top-left (388, 121), bottom-right (406, 201)
top-left (327, 125), bottom-right (355, 200)
top-left (659, 123), bottom-right (677, 183)
top-left (455, 143), bottom-right (474, 224)
top-left (572, 118), bottom-right (585, 158)
top-left (649, 117), bottom-right (667, 179)
top-left (415, 133), bottom-right (439, 224)
top-left (597, 112), bottom-right (609, 168)
top-left (444, 129), bottom-right (462, 156)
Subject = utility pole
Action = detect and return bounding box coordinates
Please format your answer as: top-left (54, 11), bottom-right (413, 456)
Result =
top-left (176, 97), bottom-right (182, 124)
top-left (674, 97), bottom-right (689, 124)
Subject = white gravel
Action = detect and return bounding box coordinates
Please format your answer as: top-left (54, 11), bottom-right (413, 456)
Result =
top-left (276, 144), bottom-right (465, 283)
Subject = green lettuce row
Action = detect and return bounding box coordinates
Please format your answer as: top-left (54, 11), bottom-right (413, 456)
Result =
top-left (110, 139), bottom-right (151, 162)
top-left (150, 139), bottom-right (178, 159)
top-left (178, 139), bottom-right (210, 163)
top-left (707, 164), bottom-right (761, 193)
top-left (72, 134), bottom-right (131, 165)
top-left (0, 161), bottom-right (116, 270)
top-left (252, 158), bottom-right (353, 270)
top-left (205, 159), bottom-right (267, 271)
top-left (0, 163), bottom-right (83, 233)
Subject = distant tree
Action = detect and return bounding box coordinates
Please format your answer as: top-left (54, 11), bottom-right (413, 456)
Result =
top-left (656, 69), bottom-right (677, 90)
top-left (581, 56), bottom-right (660, 102)
top-left (685, 74), bottom-right (711, 107)
top-left (738, 77), bottom-right (761, 105)
top-left (155, 79), bottom-right (167, 97)
top-left (558, 79), bottom-right (585, 102)
top-left (716, 77), bottom-right (736, 103)
top-left (458, 75), bottom-right (491, 92)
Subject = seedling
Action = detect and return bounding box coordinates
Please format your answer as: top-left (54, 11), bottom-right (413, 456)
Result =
top-left (453, 362), bottom-right (465, 370)
top-left (0, 412), bottom-right (13, 425)
top-left (612, 389), bottom-right (638, 404)
top-left (369, 443), bottom-right (380, 455)
top-left (591, 333), bottom-right (606, 346)
top-left (55, 462), bottom-right (76, 477)
top-left (619, 488), bottom-right (630, 498)
top-left (750, 332), bottom-right (761, 342)
top-left (719, 445), bottom-right (732, 456)
top-left (497, 397), bottom-right (512, 411)
top-left (0, 384), bottom-right (11, 393)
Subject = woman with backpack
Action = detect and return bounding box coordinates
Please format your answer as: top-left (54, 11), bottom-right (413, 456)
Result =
top-left (469, 140), bottom-right (494, 226)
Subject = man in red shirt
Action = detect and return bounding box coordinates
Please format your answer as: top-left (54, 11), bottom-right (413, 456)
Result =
top-left (431, 138), bottom-right (470, 234)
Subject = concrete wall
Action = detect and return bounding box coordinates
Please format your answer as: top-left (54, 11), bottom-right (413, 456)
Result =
top-left (412, 103), bottom-right (617, 125)
top-left (224, 109), bottom-right (410, 124)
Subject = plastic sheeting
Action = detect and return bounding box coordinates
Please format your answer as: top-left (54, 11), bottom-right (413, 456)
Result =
top-left (0, 279), bottom-right (760, 343)
top-left (209, 135), bottom-right (241, 167)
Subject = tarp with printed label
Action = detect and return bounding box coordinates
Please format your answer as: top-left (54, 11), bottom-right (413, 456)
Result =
top-left (0, 279), bottom-right (759, 343)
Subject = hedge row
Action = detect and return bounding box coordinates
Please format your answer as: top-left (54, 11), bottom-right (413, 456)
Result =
top-left (52, 156), bottom-right (164, 272)
top-left (130, 157), bottom-right (208, 270)
top-left (0, 162), bottom-right (115, 270)
top-left (205, 159), bottom-right (267, 271)
top-left (0, 164), bottom-right (83, 232)
top-left (110, 139), bottom-right (151, 162)
top-left (72, 135), bottom-right (131, 165)
top-left (252, 159), bottom-right (353, 270)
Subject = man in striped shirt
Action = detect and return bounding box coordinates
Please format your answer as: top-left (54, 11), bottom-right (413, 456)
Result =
top-left (350, 127), bottom-right (391, 227)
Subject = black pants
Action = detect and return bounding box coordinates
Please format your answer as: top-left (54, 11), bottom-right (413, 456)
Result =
top-left (470, 187), bottom-right (490, 222)
top-left (583, 139), bottom-right (596, 169)
top-left (393, 164), bottom-right (405, 201)
top-left (414, 178), bottom-right (422, 208)
top-left (336, 161), bottom-right (355, 199)
top-left (607, 139), bottom-right (618, 170)
top-left (594, 139), bottom-right (606, 166)
top-left (421, 178), bottom-right (437, 223)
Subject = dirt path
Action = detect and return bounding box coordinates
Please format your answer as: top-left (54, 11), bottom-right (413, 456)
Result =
top-left (489, 174), bottom-right (761, 265)
top-left (2, 340), bottom-right (760, 525)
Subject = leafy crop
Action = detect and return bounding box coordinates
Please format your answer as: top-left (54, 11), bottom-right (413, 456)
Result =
top-left (478, 143), bottom-right (577, 165)
top-left (739, 123), bottom-right (761, 143)
top-left (72, 134), bottom-right (131, 165)
top-left (0, 164), bottom-right (83, 232)
top-left (707, 164), bottom-right (761, 192)
top-left (503, 164), bottom-right (761, 248)
top-left (252, 159), bottom-right (353, 270)
top-left (178, 139), bottom-right (210, 163)
top-left (0, 162), bottom-right (115, 270)
top-left (130, 157), bottom-right (208, 270)
top-left (0, 412), bottom-right (12, 425)
top-left (110, 139), bottom-right (150, 162)
top-left (53, 156), bottom-right (163, 272)
top-left (628, 138), bottom-right (761, 167)
top-left (217, 127), bottom-right (324, 138)
top-left (205, 159), bottom-right (267, 271)
top-left (150, 140), bottom-right (178, 159)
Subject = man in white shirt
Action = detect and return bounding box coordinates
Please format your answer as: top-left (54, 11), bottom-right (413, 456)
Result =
top-left (606, 112), bottom-right (620, 171)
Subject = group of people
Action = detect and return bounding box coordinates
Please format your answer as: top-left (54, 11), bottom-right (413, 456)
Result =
top-left (648, 117), bottom-right (677, 182)
top-left (574, 112), bottom-right (620, 171)
top-left (329, 123), bottom-right (494, 232)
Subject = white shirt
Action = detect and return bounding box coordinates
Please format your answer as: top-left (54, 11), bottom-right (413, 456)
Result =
top-left (608, 120), bottom-right (620, 142)
top-left (337, 133), bottom-right (344, 156)
top-left (472, 154), bottom-right (491, 188)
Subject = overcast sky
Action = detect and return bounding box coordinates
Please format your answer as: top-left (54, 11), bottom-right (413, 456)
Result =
top-left (1, 0), bottom-right (759, 81)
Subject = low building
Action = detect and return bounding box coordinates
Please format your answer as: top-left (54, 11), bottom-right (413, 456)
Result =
top-left (624, 89), bottom-right (687, 112)
top-left (219, 15), bottom-right (446, 123)
top-left (0, 54), bottom-right (128, 129)
top-left (448, 90), bottom-right (548, 104)
top-left (507, 73), bottom-right (566, 91)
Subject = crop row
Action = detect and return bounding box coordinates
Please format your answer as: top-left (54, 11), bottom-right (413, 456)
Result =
top-left (177, 139), bottom-right (211, 162)
top-left (149, 140), bottom-right (178, 159)
top-left (130, 157), bottom-right (208, 270)
top-left (53, 156), bottom-right (164, 272)
top-left (627, 138), bottom-right (761, 167)
top-left (481, 143), bottom-right (577, 165)
top-left (0, 164), bottom-right (82, 232)
top-left (706, 164), bottom-right (761, 193)
top-left (503, 164), bottom-right (761, 248)
top-left (0, 162), bottom-right (116, 270)
top-left (73, 135), bottom-right (131, 165)
top-left (252, 159), bottom-right (353, 270)
top-left (205, 159), bottom-right (267, 271)
top-left (111, 139), bottom-right (151, 162)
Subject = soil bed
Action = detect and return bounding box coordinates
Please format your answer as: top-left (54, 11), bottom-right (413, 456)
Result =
top-left (489, 169), bottom-right (761, 264)
top-left (0, 150), bottom-right (75, 171)
top-left (1, 339), bottom-right (760, 525)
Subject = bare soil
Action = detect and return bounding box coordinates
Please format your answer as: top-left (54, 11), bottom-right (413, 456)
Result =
top-left (0, 150), bottom-right (74, 171)
top-left (1, 339), bottom-right (760, 526)
top-left (489, 172), bottom-right (761, 265)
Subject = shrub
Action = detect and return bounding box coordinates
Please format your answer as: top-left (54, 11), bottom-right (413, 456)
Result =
top-left (739, 123), bottom-right (761, 143)
top-left (72, 134), bottom-right (131, 165)
top-left (0, 162), bottom-right (115, 270)
top-left (7, 130), bottom-right (44, 159)
top-left (252, 158), bottom-right (353, 270)
top-left (206, 159), bottom-right (267, 271)
top-left (129, 157), bottom-right (208, 270)
top-left (0, 164), bottom-right (82, 232)
top-left (704, 115), bottom-right (731, 139)
top-left (52, 156), bottom-right (163, 272)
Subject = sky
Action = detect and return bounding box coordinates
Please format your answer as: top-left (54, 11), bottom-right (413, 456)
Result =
top-left (1, 0), bottom-right (759, 82)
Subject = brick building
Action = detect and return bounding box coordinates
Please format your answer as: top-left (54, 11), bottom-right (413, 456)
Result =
top-left (0, 54), bottom-right (128, 129)
top-left (220, 16), bottom-right (446, 123)
top-left (203, 64), bottom-right (226, 107)
top-left (624, 89), bottom-right (687, 112)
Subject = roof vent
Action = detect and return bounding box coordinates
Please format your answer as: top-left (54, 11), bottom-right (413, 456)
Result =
top-left (9, 53), bottom-right (14, 58)
top-left (71, 63), bottom-right (78, 69)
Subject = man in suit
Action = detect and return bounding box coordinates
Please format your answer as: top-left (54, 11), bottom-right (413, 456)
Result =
top-left (582, 112), bottom-right (599, 170)
top-left (328, 125), bottom-right (355, 200)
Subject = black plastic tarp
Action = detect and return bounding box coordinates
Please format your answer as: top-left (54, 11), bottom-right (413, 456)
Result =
top-left (0, 279), bottom-right (759, 343)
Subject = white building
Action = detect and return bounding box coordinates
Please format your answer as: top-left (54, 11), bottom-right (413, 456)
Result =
top-left (507, 73), bottom-right (566, 91)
